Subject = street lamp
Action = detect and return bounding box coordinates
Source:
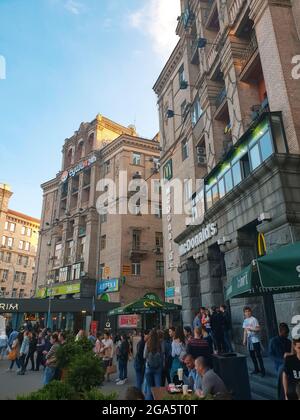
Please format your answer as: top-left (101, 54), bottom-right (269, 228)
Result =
top-left (47, 279), bottom-right (55, 329)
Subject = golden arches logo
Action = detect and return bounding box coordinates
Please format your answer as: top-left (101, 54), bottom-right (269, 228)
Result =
top-left (258, 233), bottom-right (267, 257)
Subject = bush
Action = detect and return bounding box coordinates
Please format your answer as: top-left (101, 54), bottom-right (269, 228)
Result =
top-left (66, 353), bottom-right (105, 392)
top-left (56, 337), bottom-right (94, 369)
top-left (17, 381), bottom-right (76, 401)
top-left (82, 389), bottom-right (118, 401)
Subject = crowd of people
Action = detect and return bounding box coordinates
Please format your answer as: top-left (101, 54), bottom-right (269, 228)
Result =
top-left (0, 304), bottom-right (300, 401)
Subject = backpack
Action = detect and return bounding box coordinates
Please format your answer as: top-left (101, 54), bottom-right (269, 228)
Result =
top-left (147, 352), bottom-right (161, 370)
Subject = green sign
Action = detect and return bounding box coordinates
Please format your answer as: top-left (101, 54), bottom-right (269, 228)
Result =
top-left (36, 288), bottom-right (47, 299)
top-left (47, 283), bottom-right (81, 297)
top-left (163, 160), bottom-right (173, 181)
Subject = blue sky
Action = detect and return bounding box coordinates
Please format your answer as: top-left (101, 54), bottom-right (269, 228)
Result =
top-left (0, 0), bottom-right (180, 218)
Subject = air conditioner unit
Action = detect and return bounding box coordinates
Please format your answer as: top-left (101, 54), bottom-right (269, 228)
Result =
top-left (155, 247), bottom-right (163, 255)
top-left (198, 156), bottom-right (207, 165)
top-left (197, 146), bottom-right (206, 156)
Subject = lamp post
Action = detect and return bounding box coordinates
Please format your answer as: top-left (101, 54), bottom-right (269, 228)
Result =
top-left (47, 278), bottom-right (54, 329)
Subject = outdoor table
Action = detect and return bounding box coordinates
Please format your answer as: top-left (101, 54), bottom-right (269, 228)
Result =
top-left (151, 387), bottom-right (170, 401)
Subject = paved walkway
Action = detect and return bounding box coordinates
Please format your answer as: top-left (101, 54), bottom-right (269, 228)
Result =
top-left (0, 359), bottom-right (136, 400)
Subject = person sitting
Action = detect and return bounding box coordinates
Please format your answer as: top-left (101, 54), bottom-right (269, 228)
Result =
top-left (125, 387), bottom-right (145, 401)
top-left (195, 357), bottom-right (228, 398)
top-left (187, 327), bottom-right (211, 364)
top-left (183, 354), bottom-right (202, 392)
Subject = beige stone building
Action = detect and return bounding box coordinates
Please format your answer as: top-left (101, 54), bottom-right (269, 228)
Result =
top-left (0, 184), bottom-right (40, 299)
top-left (35, 115), bottom-right (164, 306)
top-left (154, 0), bottom-right (300, 341)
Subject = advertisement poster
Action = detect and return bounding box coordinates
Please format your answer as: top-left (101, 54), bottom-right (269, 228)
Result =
top-left (118, 315), bottom-right (140, 329)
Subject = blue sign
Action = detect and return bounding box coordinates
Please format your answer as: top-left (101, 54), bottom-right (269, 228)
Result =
top-left (97, 279), bottom-right (119, 296)
top-left (165, 288), bottom-right (175, 298)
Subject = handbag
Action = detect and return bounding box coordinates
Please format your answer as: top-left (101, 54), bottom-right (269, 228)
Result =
top-left (106, 364), bottom-right (117, 375)
top-left (8, 349), bottom-right (17, 361)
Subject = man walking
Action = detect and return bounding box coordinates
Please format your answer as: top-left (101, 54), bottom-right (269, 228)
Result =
top-left (243, 307), bottom-right (265, 377)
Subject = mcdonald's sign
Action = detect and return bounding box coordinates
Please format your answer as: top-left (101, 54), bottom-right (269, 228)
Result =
top-left (258, 233), bottom-right (267, 257)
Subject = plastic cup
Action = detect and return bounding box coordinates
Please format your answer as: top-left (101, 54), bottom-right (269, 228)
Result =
top-left (178, 368), bottom-right (183, 381)
top-left (183, 385), bottom-right (189, 395)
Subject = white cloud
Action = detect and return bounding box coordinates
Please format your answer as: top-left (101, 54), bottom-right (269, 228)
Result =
top-left (129, 0), bottom-right (181, 60)
top-left (64, 0), bottom-right (84, 15)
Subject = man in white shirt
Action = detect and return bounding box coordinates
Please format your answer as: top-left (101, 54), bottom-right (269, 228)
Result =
top-left (243, 307), bottom-right (265, 377)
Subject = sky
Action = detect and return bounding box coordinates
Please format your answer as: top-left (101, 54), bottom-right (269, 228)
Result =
top-left (0, 0), bottom-right (180, 218)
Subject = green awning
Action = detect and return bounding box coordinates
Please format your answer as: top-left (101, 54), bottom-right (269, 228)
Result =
top-left (108, 293), bottom-right (182, 316)
top-left (257, 242), bottom-right (300, 292)
top-left (225, 265), bottom-right (260, 301)
top-left (226, 242), bottom-right (300, 300)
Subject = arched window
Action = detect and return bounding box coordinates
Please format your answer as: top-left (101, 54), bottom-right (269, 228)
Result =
top-left (66, 148), bottom-right (73, 168)
top-left (86, 133), bottom-right (94, 155)
top-left (76, 141), bottom-right (84, 161)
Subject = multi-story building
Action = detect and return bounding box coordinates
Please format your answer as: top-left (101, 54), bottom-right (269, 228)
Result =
top-left (35, 114), bottom-right (164, 306)
top-left (0, 184), bottom-right (40, 299)
top-left (154, 0), bottom-right (300, 343)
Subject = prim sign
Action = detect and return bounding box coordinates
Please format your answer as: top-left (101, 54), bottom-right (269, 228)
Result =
top-left (0, 303), bottom-right (19, 312)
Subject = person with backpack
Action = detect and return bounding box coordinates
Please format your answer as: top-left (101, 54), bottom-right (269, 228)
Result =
top-left (144, 329), bottom-right (163, 400)
top-left (170, 326), bottom-right (187, 383)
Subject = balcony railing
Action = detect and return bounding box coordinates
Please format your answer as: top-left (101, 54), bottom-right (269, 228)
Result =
top-left (191, 37), bottom-right (200, 65)
top-left (229, 0), bottom-right (247, 26)
top-left (215, 87), bottom-right (227, 109)
top-left (240, 33), bottom-right (258, 72)
top-left (182, 7), bottom-right (195, 29)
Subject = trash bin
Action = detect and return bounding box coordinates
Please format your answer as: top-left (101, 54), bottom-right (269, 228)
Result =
top-left (213, 353), bottom-right (252, 400)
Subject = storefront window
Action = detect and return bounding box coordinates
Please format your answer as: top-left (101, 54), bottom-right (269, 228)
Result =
top-left (260, 131), bottom-right (273, 161)
top-left (212, 184), bottom-right (219, 204)
top-left (224, 170), bottom-right (233, 193)
top-left (218, 178), bottom-right (225, 199)
top-left (232, 162), bottom-right (242, 186)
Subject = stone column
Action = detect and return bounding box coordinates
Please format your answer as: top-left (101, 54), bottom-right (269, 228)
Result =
top-left (198, 247), bottom-right (224, 308)
top-left (179, 259), bottom-right (201, 326)
top-left (249, 0), bottom-right (300, 153)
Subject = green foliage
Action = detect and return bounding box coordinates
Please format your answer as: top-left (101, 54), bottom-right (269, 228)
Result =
top-left (66, 353), bottom-right (105, 392)
top-left (56, 336), bottom-right (94, 369)
top-left (17, 381), bottom-right (76, 401)
top-left (82, 389), bottom-right (118, 401)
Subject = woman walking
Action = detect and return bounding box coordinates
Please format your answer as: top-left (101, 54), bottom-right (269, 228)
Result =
top-left (18, 331), bottom-right (30, 375)
top-left (7, 332), bottom-right (22, 372)
top-left (144, 329), bottom-right (163, 400)
top-left (25, 332), bottom-right (37, 371)
top-left (134, 332), bottom-right (146, 391)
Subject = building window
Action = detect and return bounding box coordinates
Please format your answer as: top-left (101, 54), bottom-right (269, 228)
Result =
top-left (21, 226), bottom-right (26, 235)
top-left (104, 161), bottom-right (111, 174)
top-left (10, 223), bottom-right (16, 233)
top-left (25, 242), bottom-right (30, 252)
top-left (1, 270), bottom-right (9, 281)
top-left (12, 289), bottom-right (17, 298)
top-left (178, 64), bottom-right (185, 86)
top-left (181, 100), bottom-right (187, 122)
top-left (154, 203), bottom-right (162, 219)
top-left (250, 144), bottom-right (262, 171)
top-left (14, 272), bottom-right (21, 282)
top-left (0, 288), bottom-right (6, 297)
top-left (132, 230), bottom-right (141, 250)
top-left (23, 256), bottom-right (29, 267)
top-left (100, 235), bottom-right (106, 251)
top-left (184, 180), bottom-right (192, 202)
top-left (155, 232), bottom-right (163, 248)
top-left (54, 243), bottom-right (62, 263)
top-left (132, 263), bottom-right (141, 276)
top-left (79, 237), bottom-right (86, 260)
top-left (59, 267), bottom-right (69, 283)
top-left (27, 228), bottom-right (32, 237)
top-left (156, 261), bottom-right (164, 277)
top-left (19, 241), bottom-right (24, 250)
top-left (4, 222), bottom-right (8, 231)
top-left (182, 139), bottom-right (189, 161)
top-left (7, 238), bottom-right (13, 248)
top-left (133, 153), bottom-right (141, 166)
top-left (19, 289), bottom-right (25, 298)
top-left (0, 252), bottom-right (3, 262)
top-left (100, 213), bottom-right (107, 223)
top-left (21, 273), bottom-right (27, 285)
top-left (71, 263), bottom-right (82, 281)
top-left (191, 97), bottom-right (203, 126)
top-left (5, 252), bottom-right (11, 263)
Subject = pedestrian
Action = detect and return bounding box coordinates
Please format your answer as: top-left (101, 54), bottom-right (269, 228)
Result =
top-left (269, 323), bottom-right (292, 399)
top-left (220, 305), bottom-right (234, 353)
top-left (201, 326), bottom-right (214, 356)
top-left (8, 328), bottom-right (19, 349)
top-left (134, 332), bottom-right (146, 391)
top-left (186, 327), bottom-right (212, 365)
top-left (211, 307), bottom-right (226, 354)
top-left (0, 331), bottom-right (8, 360)
top-left (144, 329), bottom-right (163, 400)
top-left (195, 357), bottom-right (228, 399)
top-left (43, 333), bottom-right (60, 386)
top-left (193, 308), bottom-right (205, 330)
top-left (101, 331), bottom-right (114, 382)
top-left (162, 329), bottom-right (172, 385)
top-left (243, 306), bottom-right (265, 377)
top-left (183, 326), bottom-right (193, 343)
top-left (116, 334), bottom-right (130, 386)
top-left (170, 326), bottom-right (186, 383)
top-left (7, 332), bottom-right (22, 372)
top-left (282, 338), bottom-right (300, 401)
top-left (17, 331), bottom-right (30, 375)
top-left (94, 332), bottom-right (104, 357)
top-left (88, 331), bottom-right (96, 345)
top-left (168, 327), bottom-right (176, 341)
top-left (25, 332), bottom-right (37, 371)
top-left (75, 329), bottom-right (86, 342)
top-left (36, 331), bottom-right (46, 371)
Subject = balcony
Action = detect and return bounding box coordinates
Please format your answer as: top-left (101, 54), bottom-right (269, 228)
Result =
top-left (229, 0), bottom-right (248, 26)
top-left (240, 33), bottom-right (259, 75)
top-left (129, 245), bottom-right (149, 261)
top-left (182, 7), bottom-right (195, 30)
top-left (205, 0), bottom-right (219, 30)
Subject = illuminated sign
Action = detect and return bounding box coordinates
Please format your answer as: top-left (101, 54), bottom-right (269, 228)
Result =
top-left (179, 223), bottom-right (218, 256)
top-left (97, 279), bottom-right (119, 295)
top-left (118, 315), bottom-right (140, 329)
top-left (61, 155), bottom-right (97, 183)
top-left (0, 303), bottom-right (19, 312)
